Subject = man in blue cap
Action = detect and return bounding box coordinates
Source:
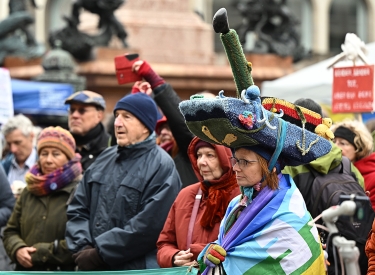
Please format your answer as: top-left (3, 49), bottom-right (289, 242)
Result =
top-left (64, 90), bottom-right (111, 170)
top-left (65, 92), bottom-right (182, 271)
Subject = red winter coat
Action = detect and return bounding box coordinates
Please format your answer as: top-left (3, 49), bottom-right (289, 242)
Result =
top-left (355, 153), bottom-right (375, 211)
top-left (366, 218), bottom-right (375, 274)
top-left (156, 137), bottom-right (240, 267)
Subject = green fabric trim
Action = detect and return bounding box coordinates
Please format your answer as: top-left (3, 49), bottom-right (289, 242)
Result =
top-left (220, 29), bottom-right (254, 97)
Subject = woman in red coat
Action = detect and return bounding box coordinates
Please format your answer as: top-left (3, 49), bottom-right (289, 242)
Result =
top-left (332, 120), bottom-right (375, 211)
top-left (366, 219), bottom-right (375, 274)
top-left (156, 137), bottom-right (240, 267)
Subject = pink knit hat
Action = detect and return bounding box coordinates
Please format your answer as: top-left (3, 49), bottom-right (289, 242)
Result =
top-left (37, 126), bottom-right (76, 159)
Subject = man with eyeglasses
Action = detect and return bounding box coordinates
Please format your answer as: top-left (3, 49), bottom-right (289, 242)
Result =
top-left (64, 90), bottom-right (111, 171)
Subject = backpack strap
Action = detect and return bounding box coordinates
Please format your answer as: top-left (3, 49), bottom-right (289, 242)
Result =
top-left (341, 156), bottom-right (357, 180)
top-left (186, 188), bottom-right (203, 250)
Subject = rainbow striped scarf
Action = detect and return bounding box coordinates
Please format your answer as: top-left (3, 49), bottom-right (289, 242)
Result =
top-left (25, 154), bottom-right (82, 196)
top-left (198, 174), bottom-right (326, 275)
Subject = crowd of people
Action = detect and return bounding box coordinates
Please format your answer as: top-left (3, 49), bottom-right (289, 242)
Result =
top-left (0, 58), bottom-right (375, 275)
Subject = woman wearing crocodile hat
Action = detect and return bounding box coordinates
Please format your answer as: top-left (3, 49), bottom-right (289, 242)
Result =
top-left (178, 8), bottom-right (331, 275)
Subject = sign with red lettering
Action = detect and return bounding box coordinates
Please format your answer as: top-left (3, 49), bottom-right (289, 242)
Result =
top-left (332, 65), bottom-right (375, 113)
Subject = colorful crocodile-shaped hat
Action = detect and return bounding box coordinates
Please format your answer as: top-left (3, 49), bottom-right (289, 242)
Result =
top-left (179, 85), bottom-right (332, 167)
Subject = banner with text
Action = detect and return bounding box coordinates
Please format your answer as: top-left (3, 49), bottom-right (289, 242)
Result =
top-left (332, 65), bottom-right (375, 113)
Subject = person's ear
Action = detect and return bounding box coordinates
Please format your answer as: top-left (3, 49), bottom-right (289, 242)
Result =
top-left (97, 110), bottom-right (104, 121)
top-left (28, 131), bottom-right (35, 142)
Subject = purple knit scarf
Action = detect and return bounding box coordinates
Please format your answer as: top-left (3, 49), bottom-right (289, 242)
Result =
top-left (25, 154), bottom-right (82, 196)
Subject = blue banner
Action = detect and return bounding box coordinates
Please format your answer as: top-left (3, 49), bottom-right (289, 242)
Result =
top-left (11, 79), bottom-right (73, 116)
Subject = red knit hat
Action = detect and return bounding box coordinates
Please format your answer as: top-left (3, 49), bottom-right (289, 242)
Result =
top-left (37, 127), bottom-right (76, 160)
top-left (194, 140), bottom-right (214, 155)
top-left (155, 115), bottom-right (168, 135)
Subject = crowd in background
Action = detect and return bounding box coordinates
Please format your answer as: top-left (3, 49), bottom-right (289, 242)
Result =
top-left (1, 60), bottom-right (375, 274)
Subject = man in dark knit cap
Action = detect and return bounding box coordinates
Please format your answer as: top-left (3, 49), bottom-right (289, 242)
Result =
top-left (65, 92), bottom-right (182, 271)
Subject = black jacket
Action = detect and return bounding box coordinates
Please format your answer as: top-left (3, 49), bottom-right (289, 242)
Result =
top-left (77, 124), bottom-right (111, 171)
top-left (154, 84), bottom-right (198, 188)
top-left (65, 134), bottom-right (182, 270)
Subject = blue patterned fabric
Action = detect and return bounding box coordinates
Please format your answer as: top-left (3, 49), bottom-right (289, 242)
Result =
top-left (198, 175), bottom-right (325, 275)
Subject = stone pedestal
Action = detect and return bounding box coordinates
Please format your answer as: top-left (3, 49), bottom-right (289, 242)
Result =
top-left (6, 1), bottom-right (295, 116)
top-left (78, 0), bottom-right (215, 65)
top-left (245, 54), bottom-right (293, 68)
top-left (3, 56), bottom-right (42, 68)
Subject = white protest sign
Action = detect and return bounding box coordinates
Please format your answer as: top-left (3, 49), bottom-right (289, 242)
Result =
top-left (0, 68), bottom-right (14, 125)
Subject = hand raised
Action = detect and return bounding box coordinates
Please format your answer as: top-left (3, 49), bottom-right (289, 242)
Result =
top-left (132, 60), bottom-right (144, 73)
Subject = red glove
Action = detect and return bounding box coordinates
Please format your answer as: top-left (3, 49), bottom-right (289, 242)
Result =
top-left (131, 81), bottom-right (141, 94)
top-left (131, 81), bottom-right (153, 96)
top-left (137, 61), bottom-right (165, 89)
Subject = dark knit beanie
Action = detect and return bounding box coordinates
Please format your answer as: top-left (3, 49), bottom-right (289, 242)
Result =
top-left (113, 93), bottom-right (158, 133)
top-left (333, 126), bottom-right (357, 148)
top-left (195, 140), bottom-right (215, 155)
top-left (294, 98), bottom-right (323, 116)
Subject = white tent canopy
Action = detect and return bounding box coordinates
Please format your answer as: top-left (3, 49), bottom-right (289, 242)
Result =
top-left (261, 42), bottom-right (375, 105)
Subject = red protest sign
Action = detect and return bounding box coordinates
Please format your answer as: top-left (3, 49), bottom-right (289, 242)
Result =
top-left (332, 65), bottom-right (375, 113)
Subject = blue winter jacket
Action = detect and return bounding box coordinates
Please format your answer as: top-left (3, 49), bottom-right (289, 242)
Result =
top-left (65, 134), bottom-right (182, 270)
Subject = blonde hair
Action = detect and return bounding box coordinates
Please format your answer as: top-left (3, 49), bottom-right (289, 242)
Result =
top-left (331, 120), bottom-right (373, 160)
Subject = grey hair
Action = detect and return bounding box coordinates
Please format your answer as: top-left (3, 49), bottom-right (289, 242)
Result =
top-left (2, 114), bottom-right (34, 137)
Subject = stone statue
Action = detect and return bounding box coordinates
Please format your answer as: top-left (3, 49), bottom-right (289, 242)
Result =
top-left (327, 33), bottom-right (370, 68)
top-left (232, 0), bottom-right (307, 62)
top-left (0, 0), bottom-right (45, 65)
top-left (49, 0), bottom-right (128, 62)
top-left (33, 41), bottom-right (86, 92)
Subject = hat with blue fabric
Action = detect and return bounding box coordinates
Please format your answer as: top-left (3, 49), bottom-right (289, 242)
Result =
top-left (65, 90), bottom-right (106, 110)
top-left (179, 8), bottom-right (332, 171)
top-left (179, 86), bottom-right (332, 170)
top-left (113, 92), bottom-right (158, 134)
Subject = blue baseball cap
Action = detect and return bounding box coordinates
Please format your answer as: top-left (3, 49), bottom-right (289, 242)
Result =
top-left (65, 90), bottom-right (106, 110)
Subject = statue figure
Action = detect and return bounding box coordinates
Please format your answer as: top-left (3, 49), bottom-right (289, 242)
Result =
top-left (0, 0), bottom-right (45, 65)
top-left (49, 0), bottom-right (128, 62)
top-left (232, 0), bottom-right (307, 62)
top-left (33, 41), bottom-right (87, 92)
top-left (327, 33), bottom-right (370, 68)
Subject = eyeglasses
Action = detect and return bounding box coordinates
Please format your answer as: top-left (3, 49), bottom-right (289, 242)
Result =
top-left (68, 107), bottom-right (94, 115)
top-left (230, 157), bottom-right (258, 169)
